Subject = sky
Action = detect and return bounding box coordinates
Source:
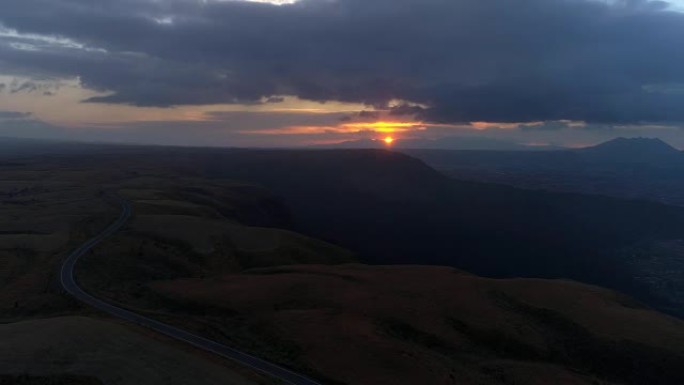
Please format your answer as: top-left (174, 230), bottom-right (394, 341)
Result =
top-left (1, 0), bottom-right (684, 149)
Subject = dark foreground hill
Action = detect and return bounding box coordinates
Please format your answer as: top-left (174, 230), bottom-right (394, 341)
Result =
top-left (13, 145), bottom-right (684, 315)
top-left (71, 175), bottom-right (684, 385)
top-left (2, 143), bottom-right (684, 384)
top-left (5, 140), bottom-right (684, 314)
top-left (159, 149), bottom-right (684, 315)
top-left (34, 145), bottom-right (681, 316)
top-left (102, 263), bottom-right (684, 385)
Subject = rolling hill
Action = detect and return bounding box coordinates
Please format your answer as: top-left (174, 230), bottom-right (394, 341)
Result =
top-left (2, 141), bottom-right (684, 384)
top-left (166, 148), bottom-right (684, 316)
top-left (90, 262), bottom-right (684, 385)
top-left (0, 317), bottom-right (258, 385)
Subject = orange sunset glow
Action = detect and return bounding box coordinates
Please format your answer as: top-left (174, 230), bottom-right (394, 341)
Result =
top-left (384, 136), bottom-right (395, 145)
top-left (341, 121), bottom-right (424, 133)
top-left (243, 120), bottom-right (425, 136)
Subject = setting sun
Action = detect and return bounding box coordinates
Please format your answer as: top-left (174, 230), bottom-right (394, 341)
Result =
top-left (384, 136), bottom-right (395, 145)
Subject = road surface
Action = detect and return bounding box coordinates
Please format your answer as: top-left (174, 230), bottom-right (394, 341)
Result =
top-left (60, 199), bottom-right (322, 385)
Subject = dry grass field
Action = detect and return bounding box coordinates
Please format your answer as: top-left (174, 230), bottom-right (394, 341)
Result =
top-left (0, 155), bottom-right (334, 384)
top-left (0, 163), bottom-right (117, 320)
top-left (146, 265), bottom-right (684, 385)
top-left (0, 316), bottom-right (257, 385)
top-left (3, 147), bottom-right (684, 385)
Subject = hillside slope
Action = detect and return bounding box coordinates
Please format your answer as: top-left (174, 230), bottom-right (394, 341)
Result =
top-left (1, 145), bottom-right (679, 384)
top-left (145, 265), bottom-right (684, 385)
top-left (174, 149), bottom-right (684, 315)
top-left (77, 175), bottom-right (355, 303)
top-left (0, 317), bottom-right (257, 385)
top-left (7, 146), bottom-right (682, 316)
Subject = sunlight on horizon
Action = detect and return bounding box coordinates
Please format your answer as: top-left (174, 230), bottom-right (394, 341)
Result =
top-left (341, 121), bottom-right (425, 133)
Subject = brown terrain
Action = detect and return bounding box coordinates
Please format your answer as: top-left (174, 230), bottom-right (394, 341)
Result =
top-left (0, 316), bottom-right (257, 385)
top-left (1, 148), bottom-right (684, 384)
top-left (97, 263), bottom-right (684, 385)
top-left (0, 157), bottom-right (297, 384)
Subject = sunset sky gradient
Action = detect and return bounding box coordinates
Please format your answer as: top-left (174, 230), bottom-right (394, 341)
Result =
top-left (1, 0), bottom-right (684, 148)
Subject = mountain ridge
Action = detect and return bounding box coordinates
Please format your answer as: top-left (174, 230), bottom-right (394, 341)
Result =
top-left (580, 137), bottom-right (682, 162)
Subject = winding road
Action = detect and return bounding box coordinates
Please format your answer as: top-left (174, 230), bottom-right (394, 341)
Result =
top-left (60, 199), bottom-right (322, 385)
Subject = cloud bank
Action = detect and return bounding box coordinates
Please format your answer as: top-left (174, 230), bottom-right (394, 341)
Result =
top-left (0, 0), bottom-right (683, 125)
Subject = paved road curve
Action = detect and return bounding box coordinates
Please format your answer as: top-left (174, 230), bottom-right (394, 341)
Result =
top-left (60, 199), bottom-right (323, 385)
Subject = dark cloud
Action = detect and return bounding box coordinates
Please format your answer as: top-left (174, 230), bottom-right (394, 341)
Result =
top-left (203, 110), bottom-right (348, 129)
top-left (338, 109), bottom-right (386, 122)
top-left (265, 96), bottom-right (285, 104)
top-left (1, 0), bottom-right (683, 123)
top-left (10, 81), bottom-right (39, 94)
top-left (389, 104), bottom-right (426, 117)
top-left (519, 121), bottom-right (572, 131)
top-left (3, 78), bottom-right (63, 95)
top-left (357, 110), bottom-right (382, 119)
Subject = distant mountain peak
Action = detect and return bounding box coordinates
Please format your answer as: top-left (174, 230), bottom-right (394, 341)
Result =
top-left (581, 137), bottom-right (681, 162)
top-left (590, 137), bottom-right (678, 152)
